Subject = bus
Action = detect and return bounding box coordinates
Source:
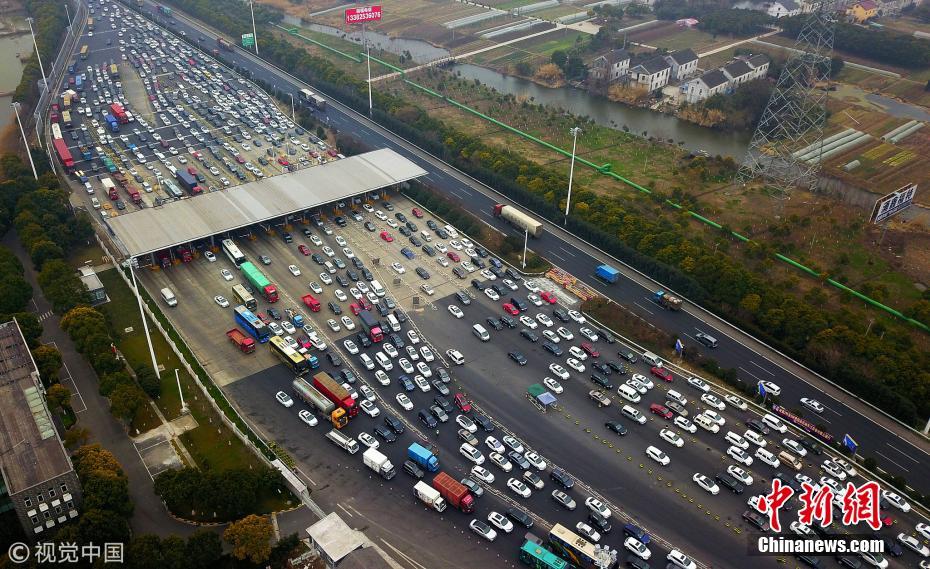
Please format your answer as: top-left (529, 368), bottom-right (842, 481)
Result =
top-left (51, 123), bottom-right (63, 141)
top-left (519, 540), bottom-right (569, 569)
top-left (221, 238), bottom-right (247, 268)
top-left (62, 94), bottom-right (72, 108)
top-left (269, 336), bottom-right (311, 376)
top-left (232, 283), bottom-right (257, 311)
top-left (233, 305), bottom-right (270, 343)
top-left (80, 45), bottom-right (89, 59)
top-left (61, 110), bottom-right (73, 129)
top-left (548, 524), bottom-right (616, 569)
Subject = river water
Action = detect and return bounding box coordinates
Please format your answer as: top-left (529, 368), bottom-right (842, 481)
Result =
top-left (305, 23), bottom-right (750, 157)
top-left (0, 22), bottom-right (34, 134)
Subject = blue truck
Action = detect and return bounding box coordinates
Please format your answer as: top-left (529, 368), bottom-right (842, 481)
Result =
top-left (104, 114), bottom-right (119, 133)
top-left (407, 443), bottom-right (439, 472)
top-left (596, 264), bottom-right (620, 284)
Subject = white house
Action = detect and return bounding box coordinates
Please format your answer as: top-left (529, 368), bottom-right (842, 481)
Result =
top-left (744, 54), bottom-right (770, 80)
top-left (733, 0), bottom-right (802, 18)
top-left (684, 70), bottom-right (730, 103)
top-left (664, 49), bottom-right (699, 81)
top-left (590, 49), bottom-right (631, 83)
top-left (722, 60), bottom-right (756, 86)
top-left (628, 55), bottom-right (672, 92)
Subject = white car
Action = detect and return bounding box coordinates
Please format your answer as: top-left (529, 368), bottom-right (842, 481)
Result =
top-left (487, 511), bottom-right (513, 534)
top-left (297, 409), bottom-right (318, 427)
top-left (626, 378), bottom-right (648, 395)
top-left (221, 269), bottom-right (233, 281)
top-left (702, 410), bottom-right (726, 427)
top-left (693, 473), bottom-right (719, 495)
top-left (755, 448), bottom-right (780, 468)
top-left (646, 446), bottom-right (670, 466)
top-left (566, 358), bottom-right (585, 373)
top-left (414, 375), bottom-right (431, 392)
top-left (268, 322), bottom-right (284, 336)
top-left (896, 533), bottom-right (929, 557)
top-left (399, 358), bottom-right (414, 374)
top-left (447, 349), bottom-right (465, 365)
top-left (915, 522), bottom-right (930, 541)
top-left (549, 363), bottom-right (570, 380)
top-left (360, 399), bottom-right (380, 417)
top-left (281, 321), bottom-right (297, 335)
top-left (701, 393), bottom-right (726, 411)
top-left (405, 345), bottom-right (420, 361)
top-left (342, 248), bottom-right (355, 259)
top-left (584, 497), bottom-right (611, 519)
top-left (335, 236), bottom-right (347, 247)
top-left (448, 305), bottom-right (464, 319)
top-left (484, 288), bottom-right (500, 301)
top-left (459, 443), bottom-right (485, 465)
top-left (543, 377), bottom-right (563, 394)
top-left (310, 281), bottom-right (323, 294)
top-left (724, 394), bottom-right (748, 411)
top-left (507, 477), bottom-right (531, 498)
top-left (822, 459), bottom-right (847, 481)
top-left (288, 264), bottom-right (301, 276)
top-left (624, 537), bottom-right (651, 560)
top-left (326, 319), bottom-right (341, 332)
top-left (341, 315), bottom-right (355, 330)
top-left (334, 289), bottom-right (348, 302)
top-left (469, 519), bottom-right (497, 542)
top-left (747, 495), bottom-right (766, 514)
top-left (556, 327), bottom-right (574, 341)
top-left (449, 240), bottom-right (463, 250)
top-left (881, 490), bottom-right (911, 512)
top-left (214, 295), bottom-right (229, 307)
top-left (575, 522), bottom-right (601, 543)
top-left (579, 327), bottom-right (599, 342)
top-left (420, 283), bottom-right (435, 296)
top-left (480, 269), bottom-right (496, 280)
top-left (275, 391), bottom-right (294, 408)
top-left (489, 452), bottom-right (513, 472)
top-left (687, 376), bottom-right (710, 393)
top-left (568, 310), bottom-right (586, 323)
top-left (630, 373), bottom-right (654, 390)
top-left (667, 550), bottom-right (698, 569)
top-left (436, 257), bottom-right (449, 268)
top-left (758, 380), bottom-right (781, 397)
top-left (420, 346), bottom-right (435, 362)
top-left (523, 280), bottom-right (541, 293)
top-left (396, 393), bottom-right (413, 410)
top-left (357, 432), bottom-right (378, 450)
top-left (502, 279), bottom-right (518, 291)
top-left (542, 329), bottom-right (560, 343)
top-left (527, 293), bottom-right (543, 306)
top-left (659, 428), bottom-right (684, 448)
top-left (408, 330), bottom-right (422, 344)
top-left (485, 437), bottom-right (505, 454)
top-left (727, 465), bottom-right (754, 486)
top-left (568, 346), bottom-right (587, 360)
top-left (343, 339), bottom-right (359, 354)
top-left (322, 246), bottom-right (335, 257)
top-left (674, 416), bottom-right (697, 434)
top-left (520, 315), bottom-right (538, 329)
top-left (782, 438), bottom-right (807, 457)
top-left (524, 451), bottom-right (547, 471)
top-left (375, 370), bottom-right (391, 386)
top-left (727, 446), bottom-right (753, 466)
top-left (416, 362), bottom-right (432, 378)
top-left (391, 262), bottom-right (406, 274)
top-left (456, 414), bottom-right (477, 433)
top-left (800, 397), bottom-right (824, 414)
top-left (536, 314), bottom-right (553, 328)
top-left (319, 273), bottom-right (332, 285)
top-left (471, 465), bottom-right (495, 484)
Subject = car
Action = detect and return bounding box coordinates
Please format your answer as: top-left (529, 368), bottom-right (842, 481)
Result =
top-left (430, 404), bottom-right (449, 423)
top-left (575, 522), bottom-right (601, 543)
top-left (746, 419), bottom-right (771, 435)
top-left (551, 490), bottom-right (576, 511)
top-left (549, 363), bottom-right (570, 380)
top-left (659, 428), bottom-right (684, 447)
top-left (728, 446), bottom-right (753, 466)
top-left (454, 393), bottom-right (472, 412)
top-left (380, 231), bottom-right (393, 242)
top-left (822, 459), bottom-right (848, 481)
top-left (502, 303), bottom-right (519, 316)
top-left (509, 351), bottom-right (528, 365)
top-left (505, 508), bottom-right (534, 529)
top-left (413, 375), bottom-right (430, 392)
top-left (432, 380), bottom-right (450, 396)
top-left (701, 393), bottom-right (726, 411)
top-left (471, 465), bottom-right (495, 484)
top-left (624, 537), bottom-right (651, 560)
top-left (395, 393), bottom-right (413, 411)
top-left (782, 438), bottom-right (807, 457)
top-left (604, 421), bottom-right (628, 436)
top-left (461, 477), bottom-right (484, 499)
top-left (651, 366), bottom-right (673, 382)
top-left (742, 510), bottom-right (769, 531)
top-left (221, 269), bottom-right (233, 281)
top-left (581, 342), bottom-right (600, 358)
top-left (758, 380), bottom-right (781, 396)
top-left (693, 473), bottom-right (720, 495)
top-left (276, 391), bottom-right (294, 407)
top-left (486, 511), bottom-right (513, 534)
top-left (687, 376), bottom-right (711, 392)
top-left (724, 394), bottom-right (748, 411)
top-left (469, 519), bottom-right (497, 542)
top-left (356, 431), bottom-right (379, 450)
top-left (360, 399), bottom-right (380, 417)
top-left (407, 330), bottom-right (422, 345)
top-left (326, 319), bottom-right (341, 333)
top-left (448, 305), bottom-right (464, 319)
top-left (800, 397), bottom-right (824, 414)
top-left (650, 403), bottom-right (673, 419)
top-left (896, 533), bottom-right (929, 557)
top-left (556, 327), bottom-right (574, 341)
top-left (702, 410), bottom-right (726, 426)
top-left (446, 349), bottom-right (465, 365)
top-left (881, 490), bottom-right (910, 512)
top-left (727, 465), bottom-right (754, 486)
top-left (584, 497), bottom-right (611, 519)
top-left (297, 409), bottom-right (318, 427)
top-left (508, 450), bottom-right (531, 470)
top-left (418, 409), bottom-right (438, 429)
top-left (543, 377), bottom-right (563, 393)
top-left (630, 373), bottom-right (653, 390)
top-left (460, 443), bottom-right (485, 465)
top-left (917, 522), bottom-right (930, 541)
top-left (674, 416), bottom-right (697, 433)
top-left (507, 477), bottom-right (531, 498)
top-left (485, 436), bottom-right (505, 454)
top-left (214, 295), bottom-right (229, 307)
top-left (489, 452), bottom-right (513, 472)
top-left (459, 429), bottom-right (479, 447)
top-left (521, 329), bottom-right (539, 343)
top-left (566, 358), bottom-right (585, 373)
top-left (646, 446), bottom-right (670, 466)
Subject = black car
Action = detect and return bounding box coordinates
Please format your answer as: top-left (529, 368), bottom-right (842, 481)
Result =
top-left (312, 253), bottom-right (324, 265)
top-left (373, 425), bottom-right (397, 443)
top-left (461, 477), bottom-right (485, 499)
top-left (384, 415), bottom-right (405, 434)
top-left (619, 351), bottom-right (638, 364)
top-left (426, 220), bottom-right (438, 230)
top-left (588, 511), bottom-right (612, 534)
top-left (416, 267), bottom-right (430, 279)
top-left (550, 468), bottom-right (574, 489)
top-left (431, 380), bottom-right (450, 396)
top-left (395, 212), bottom-right (407, 223)
top-left (389, 333), bottom-right (405, 349)
top-left (521, 329), bottom-right (539, 343)
top-left (335, 275), bottom-right (349, 287)
top-left (486, 317), bottom-right (503, 331)
top-left (328, 302), bottom-right (342, 315)
top-left (347, 269), bottom-right (359, 282)
top-left (543, 341), bottom-right (562, 356)
top-left (452, 267), bottom-right (466, 279)
top-left (606, 360), bottom-right (627, 374)
top-left (745, 419), bottom-right (770, 435)
top-left (742, 510), bottom-right (768, 530)
top-left (509, 351), bottom-right (528, 366)
top-left (873, 534), bottom-right (902, 557)
top-left (626, 558), bottom-right (650, 569)
top-left (473, 414), bottom-right (494, 432)
top-left (510, 297), bottom-right (528, 312)
top-left (421, 244), bottom-right (435, 257)
top-left (800, 438), bottom-right (823, 455)
top-left (714, 472), bottom-right (745, 495)
top-left (302, 228), bottom-right (313, 237)
top-left (471, 279), bottom-right (486, 291)
top-left (490, 284), bottom-right (506, 296)
top-left (403, 460), bottom-right (424, 479)
top-left (795, 554), bottom-right (822, 569)
top-left (326, 352), bottom-right (343, 367)
top-left (362, 268), bottom-right (374, 281)
top-left (552, 307), bottom-right (570, 322)
top-left (436, 229), bottom-right (449, 239)
top-left (394, 309), bottom-right (408, 323)
top-left (434, 395), bottom-right (453, 414)
top-left (409, 236), bottom-right (422, 247)
top-left (339, 368), bottom-right (357, 384)
top-left (352, 257), bottom-right (365, 269)
top-left (282, 232), bottom-right (293, 243)
top-left (382, 201), bottom-right (395, 211)
top-left (475, 247), bottom-right (489, 258)
top-left (605, 421), bottom-right (628, 436)
top-left (500, 315), bottom-right (517, 329)
top-left (508, 451), bottom-right (531, 470)
top-left (334, 216), bottom-right (347, 227)
top-left (505, 507), bottom-right (533, 529)
top-left (600, 329), bottom-right (617, 344)
top-left (488, 266), bottom-right (504, 278)
top-left (418, 409), bottom-right (438, 428)
top-left (405, 221), bottom-right (418, 232)
top-left (399, 226), bottom-right (411, 237)
top-left (591, 362), bottom-right (611, 375)
top-left (590, 373), bottom-right (614, 390)
top-left (267, 308), bottom-right (282, 320)
top-left (504, 268), bottom-right (523, 282)
top-left (356, 332), bottom-right (372, 348)
top-left (834, 555), bottom-right (862, 568)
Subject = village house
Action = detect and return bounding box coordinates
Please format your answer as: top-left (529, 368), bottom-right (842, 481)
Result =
top-left (589, 49), bottom-right (631, 83)
top-left (732, 0), bottom-right (802, 18)
top-left (664, 49), bottom-right (699, 81)
top-left (628, 55), bottom-right (672, 92)
top-left (846, 0), bottom-right (878, 22)
top-left (683, 70), bottom-right (730, 103)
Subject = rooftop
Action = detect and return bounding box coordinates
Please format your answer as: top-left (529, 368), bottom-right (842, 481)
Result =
top-left (306, 513), bottom-right (367, 564)
top-left (106, 149), bottom-right (427, 258)
top-left (700, 69), bottom-right (730, 89)
top-left (78, 266), bottom-right (104, 291)
top-left (597, 49), bottom-right (630, 66)
top-left (632, 55), bottom-right (671, 75)
top-left (667, 48), bottom-right (698, 65)
top-left (0, 320), bottom-right (74, 495)
top-left (723, 60), bottom-right (754, 79)
top-left (746, 54), bottom-right (770, 68)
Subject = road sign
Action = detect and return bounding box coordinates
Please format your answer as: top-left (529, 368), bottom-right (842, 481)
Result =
top-left (241, 33), bottom-right (255, 48)
top-left (345, 5), bottom-right (382, 24)
top-left (870, 182), bottom-right (917, 224)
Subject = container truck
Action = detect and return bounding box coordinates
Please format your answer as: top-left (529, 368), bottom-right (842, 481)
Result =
top-left (125, 185), bottom-right (142, 204)
top-left (595, 264), bottom-right (620, 284)
top-left (109, 102), bottom-right (128, 124)
top-left (102, 178), bottom-right (118, 200)
top-left (102, 156), bottom-right (117, 173)
top-left (313, 372), bottom-right (358, 417)
top-left (407, 443), bottom-right (439, 472)
top-left (432, 472), bottom-right (475, 513)
top-left (325, 429), bottom-right (359, 454)
top-left (240, 262), bottom-right (278, 302)
top-left (363, 448), bottom-right (396, 480)
top-left (175, 170), bottom-right (202, 195)
top-left (358, 310), bottom-right (383, 343)
top-left (217, 37), bottom-right (233, 51)
top-left (54, 139), bottom-right (75, 172)
top-left (292, 377), bottom-right (347, 427)
top-left (652, 290), bottom-right (682, 311)
top-left (226, 328), bottom-right (256, 354)
top-left (105, 114), bottom-right (119, 132)
top-left (493, 204), bottom-right (543, 238)
top-left (413, 481), bottom-right (447, 512)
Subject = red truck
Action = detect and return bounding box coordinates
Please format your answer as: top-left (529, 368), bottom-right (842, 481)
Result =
top-left (217, 37), bottom-right (233, 51)
top-left (125, 185), bottom-right (142, 204)
top-left (176, 246), bottom-right (192, 263)
top-left (312, 372), bottom-right (358, 417)
top-left (226, 328), bottom-right (256, 354)
top-left (432, 472), bottom-right (475, 513)
top-left (301, 294), bottom-right (321, 312)
top-left (358, 310), bottom-right (383, 342)
top-left (109, 102), bottom-right (128, 124)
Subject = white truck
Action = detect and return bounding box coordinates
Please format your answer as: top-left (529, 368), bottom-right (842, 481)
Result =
top-left (363, 448), bottom-right (396, 480)
top-left (492, 204), bottom-right (543, 238)
top-left (325, 429), bottom-right (359, 455)
top-left (413, 481), bottom-right (447, 512)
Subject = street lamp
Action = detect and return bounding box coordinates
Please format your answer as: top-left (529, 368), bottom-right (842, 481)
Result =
top-left (64, 3), bottom-right (72, 30)
top-left (26, 17), bottom-right (49, 92)
top-left (11, 102), bottom-right (38, 180)
top-left (249, 0), bottom-right (259, 55)
top-left (288, 92), bottom-right (295, 122)
top-left (564, 126), bottom-right (581, 225)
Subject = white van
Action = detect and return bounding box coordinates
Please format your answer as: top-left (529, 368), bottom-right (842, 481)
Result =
top-left (472, 323), bottom-right (490, 342)
top-left (755, 447), bottom-right (780, 468)
top-left (375, 351), bottom-right (393, 371)
top-left (621, 405), bottom-right (646, 424)
top-left (359, 353), bottom-right (375, 370)
top-left (386, 314), bottom-right (401, 332)
top-left (420, 230), bottom-right (432, 242)
top-left (666, 389), bottom-right (687, 407)
top-left (725, 431), bottom-right (749, 450)
top-left (371, 280), bottom-right (385, 297)
top-left (694, 413), bottom-right (719, 433)
top-left (323, 261), bottom-right (336, 274)
top-left (443, 224), bottom-right (459, 239)
top-left (617, 384), bottom-right (641, 404)
top-left (160, 287), bottom-right (177, 307)
top-left (744, 429), bottom-right (767, 447)
top-left (762, 413), bottom-right (788, 434)
top-left (642, 351), bottom-right (663, 367)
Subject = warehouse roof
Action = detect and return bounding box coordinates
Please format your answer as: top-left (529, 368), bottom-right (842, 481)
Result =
top-left (105, 149), bottom-right (427, 258)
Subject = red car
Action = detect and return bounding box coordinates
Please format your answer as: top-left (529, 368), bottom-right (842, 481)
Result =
top-left (502, 303), bottom-right (520, 316)
top-left (380, 231), bottom-right (394, 242)
top-left (540, 291), bottom-right (558, 304)
top-left (454, 393), bottom-right (472, 413)
top-left (277, 156), bottom-right (288, 166)
top-left (651, 366), bottom-right (673, 382)
top-left (350, 303), bottom-right (361, 316)
top-left (411, 207), bottom-right (424, 218)
top-left (581, 342), bottom-right (600, 358)
top-left (235, 154), bottom-right (245, 164)
top-left (256, 312), bottom-right (270, 324)
top-left (297, 244), bottom-right (311, 256)
top-left (649, 403), bottom-right (673, 419)
top-left (447, 251), bottom-right (461, 262)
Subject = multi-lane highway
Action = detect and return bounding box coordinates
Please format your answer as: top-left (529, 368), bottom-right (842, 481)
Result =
top-left (127, 0), bottom-right (930, 497)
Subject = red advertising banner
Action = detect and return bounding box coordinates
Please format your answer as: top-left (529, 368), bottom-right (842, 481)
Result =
top-left (345, 5), bottom-right (382, 24)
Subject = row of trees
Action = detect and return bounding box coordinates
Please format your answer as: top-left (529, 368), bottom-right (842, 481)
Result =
top-left (13, 0), bottom-right (69, 108)
top-left (781, 15), bottom-right (930, 68)
top-left (153, 466), bottom-right (286, 521)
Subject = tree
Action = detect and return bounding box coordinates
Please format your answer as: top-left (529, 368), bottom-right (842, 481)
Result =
top-left (127, 535), bottom-right (165, 569)
top-left (185, 529), bottom-right (223, 567)
top-left (81, 471), bottom-right (133, 517)
top-left (564, 54), bottom-right (588, 81)
top-left (109, 383), bottom-right (147, 422)
top-left (74, 509), bottom-right (131, 544)
top-left (135, 366), bottom-right (162, 399)
top-left (37, 259), bottom-right (86, 313)
top-left (160, 535), bottom-right (189, 569)
top-left (830, 56), bottom-right (845, 78)
top-left (551, 50), bottom-right (568, 70)
top-left (534, 63), bottom-right (564, 86)
top-left (63, 426), bottom-right (90, 449)
top-left (223, 514), bottom-right (273, 564)
top-left (32, 344), bottom-right (63, 385)
top-left (45, 383), bottom-right (71, 412)
top-left (73, 444), bottom-right (125, 480)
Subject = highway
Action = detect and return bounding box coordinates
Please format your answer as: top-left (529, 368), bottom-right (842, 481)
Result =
top-left (128, 0), bottom-right (930, 497)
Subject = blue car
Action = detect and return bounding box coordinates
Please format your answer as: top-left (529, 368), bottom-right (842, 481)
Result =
top-left (489, 257), bottom-right (503, 269)
top-left (401, 247), bottom-right (416, 260)
top-left (399, 374), bottom-right (415, 392)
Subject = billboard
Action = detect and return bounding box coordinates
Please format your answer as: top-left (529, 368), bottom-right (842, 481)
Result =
top-left (345, 5), bottom-right (382, 24)
top-left (241, 33), bottom-right (255, 48)
top-left (771, 404), bottom-right (834, 443)
top-left (870, 182), bottom-right (917, 224)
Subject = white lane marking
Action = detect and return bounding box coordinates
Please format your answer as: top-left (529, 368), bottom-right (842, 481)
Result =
top-left (337, 503), bottom-right (354, 517)
top-left (749, 360), bottom-right (775, 376)
top-left (886, 443), bottom-right (920, 464)
top-left (479, 210), bottom-right (493, 218)
top-left (380, 539), bottom-right (429, 569)
top-left (874, 451), bottom-right (911, 473)
top-left (824, 405), bottom-right (842, 417)
top-left (738, 366), bottom-right (763, 381)
top-left (548, 251), bottom-right (567, 262)
top-left (559, 246), bottom-right (574, 255)
top-left (632, 301), bottom-right (654, 315)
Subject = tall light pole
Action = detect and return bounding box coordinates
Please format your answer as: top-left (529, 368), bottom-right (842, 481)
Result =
top-left (26, 17), bottom-right (49, 93)
top-left (64, 3), bottom-right (72, 31)
top-left (11, 103), bottom-right (38, 180)
top-left (249, 0), bottom-right (259, 55)
top-left (288, 92), bottom-right (295, 122)
top-left (364, 26), bottom-right (372, 117)
top-left (129, 260), bottom-right (161, 380)
top-left (564, 126), bottom-right (580, 225)
top-left (521, 229), bottom-right (528, 270)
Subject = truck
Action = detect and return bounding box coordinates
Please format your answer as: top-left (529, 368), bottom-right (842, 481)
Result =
top-left (493, 204), bottom-right (543, 238)
top-left (104, 114), bottom-right (119, 132)
top-left (596, 264), bottom-right (620, 284)
top-left (240, 262), bottom-right (278, 302)
top-left (176, 246), bottom-right (193, 263)
top-left (101, 156), bottom-right (117, 173)
top-left (292, 377), bottom-right (347, 428)
top-left (363, 448), bottom-right (396, 480)
top-left (102, 178), bottom-right (118, 201)
top-left (358, 310), bottom-right (383, 343)
top-left (109, 102), bottom-right (128, 124)
top-left (157, 4), bottom-right (172, 17)
top-left (313, 372), bottom-right (358, 417)
top-left (284, 308), bottom-right (305, 328)
top-left (112, 171), bottom-right (128, 187)
top-left (175, 170), bottom-right (202, 195)
top-left (325, 429), bottom-right (359, 454)
top-left (432, 472), bottom-right (475, 513)
top-left (407, 443), bottom-right (439, 472)
top-left (125, 185), bottom-right (142, 204)
top-left (301, 294), bottom-right (321, 312)
top-left (303, 353), bottom-right (320, 370)
top-left (653, 290), bottom-right (682, 311)
top-left (217, 37), bottom-right (233, 51)
top-left (79, 146), bottom-right (91, 161)
top-left (226, 328), bottom-right (256, 354)
top-left (413, 481), bottom-right (447, 512)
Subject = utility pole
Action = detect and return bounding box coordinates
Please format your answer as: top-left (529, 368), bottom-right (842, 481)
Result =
top-left (564, 126), bottom-right (581, 225)
top-left (249, 0), bottom-right (259, 55)
top-left (26, 17), bottom-right (49, 92)
top-left (129, 260), bottom-right (161, 380)
top-left (521, 229), bottom-right (528, 269)
top-left (288, 92), bottom-right (295, 121)
top-left (365, 25), bottom-right (373, 117)
top-left (64, 3), bottom-right (72, 30)
top-left (11, 103), bottom-right (37, 180)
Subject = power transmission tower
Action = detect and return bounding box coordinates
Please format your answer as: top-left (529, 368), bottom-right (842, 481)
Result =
top-left (736, 1), bottom-right (840, 199)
